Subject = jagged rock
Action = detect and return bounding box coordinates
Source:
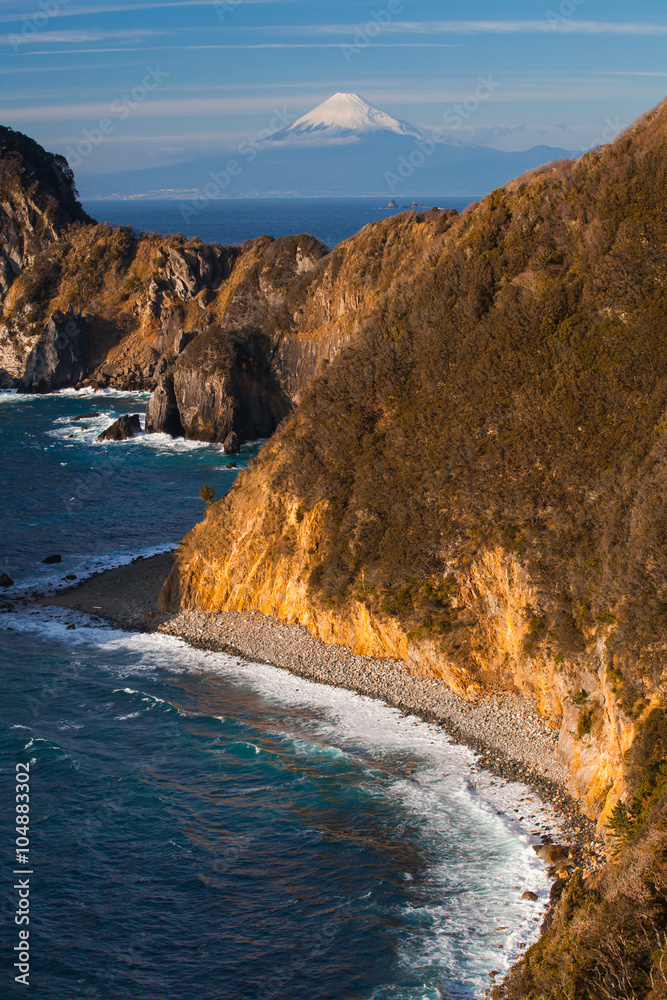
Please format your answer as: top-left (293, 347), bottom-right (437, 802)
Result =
top-left (20, 308), bottom-right (88, 393)
top-left (145, 374), bottom-right (183, 437)
top-left (97, 413), bottom-right (142, 441)
top-left (0, 573), bottom-right (13, 587)
top-left (42, 554), bottom-right (62, 564)
top-left (549, 877), bottom-right (568, 906)
top-left (223, 431), bottom-right (240, 455)
top-left (521, 891), bottom-right (539, 901)
top-left (174, 330), bottom-right (196, 355)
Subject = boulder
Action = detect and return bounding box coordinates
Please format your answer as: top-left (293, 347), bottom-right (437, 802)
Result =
top-left (534, 843), bottom-right (569, 864)
top-left (97, 413), bottom-right (142, 442)
top-left (521, 891), bottom-right (539, 901)
top-left (20, 307), bottom-right (88, 393)
top-left (0, 573), bottom-right (13, 587)
top-left (223, 431), bottom-right (240, 455)
top-left (42, 554), bottom-right (62, 564)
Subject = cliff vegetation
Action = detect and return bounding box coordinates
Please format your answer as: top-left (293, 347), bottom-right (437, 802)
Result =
top-left (161, 99), bottom-right (667, 996)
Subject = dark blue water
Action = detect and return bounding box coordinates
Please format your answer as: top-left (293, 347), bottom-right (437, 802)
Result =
top-left (0, 392), bottom-right (556, 999)
top-left (81, 197), bottom-right (475, 250)
top-left (0, 390), bottom-right (262, 594)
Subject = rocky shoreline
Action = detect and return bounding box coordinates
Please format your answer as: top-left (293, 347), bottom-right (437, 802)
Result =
top-left (27, 551), bottom-right (606, 887)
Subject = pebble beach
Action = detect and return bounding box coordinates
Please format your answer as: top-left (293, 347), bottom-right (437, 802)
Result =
top-left (33, 551), bottom-right (606, 877)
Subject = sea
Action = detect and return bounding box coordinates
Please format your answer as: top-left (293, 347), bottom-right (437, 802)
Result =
top-left (80, 197), bottom-right (477, 250)
top-left (1, 202), bottom-right (558, 1000)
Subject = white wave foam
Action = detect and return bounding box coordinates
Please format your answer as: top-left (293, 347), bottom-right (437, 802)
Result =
top-left (6, 541), bottom-right (176, 598)
top-left (0, 387), bottom-right (151, 403)
top-left (3, 611), bottom-right (564, 996)
top-left (46, 416), bottom-right (236, 457)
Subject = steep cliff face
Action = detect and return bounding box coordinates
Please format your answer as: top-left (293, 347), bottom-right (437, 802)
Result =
top-left (20, 305), bottom-right (89, 392)
top-left (0, 126), bottom-right (91, 299)
top-left (162, 99), bottom-right (667, 833)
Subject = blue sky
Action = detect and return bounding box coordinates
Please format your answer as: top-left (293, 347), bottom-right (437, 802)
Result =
top-left (0, 0), bottom-right (665, 175)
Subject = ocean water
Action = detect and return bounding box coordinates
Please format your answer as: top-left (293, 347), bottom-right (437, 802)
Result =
top-left (0, 391), bottom-right (560, 999)
top-left (81, 197), bottom-right (476, 250)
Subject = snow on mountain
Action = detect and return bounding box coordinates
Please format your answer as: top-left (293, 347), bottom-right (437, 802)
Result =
top-left (267, 92), bottom-right (430, 144)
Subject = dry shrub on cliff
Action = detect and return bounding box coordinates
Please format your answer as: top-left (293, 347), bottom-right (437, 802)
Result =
top-left (497, 708), bottom-right (667, 999)
top-left (259, 99), bottom-right (667, 680)
top-left (494, 817), bottom-right (667, 1000)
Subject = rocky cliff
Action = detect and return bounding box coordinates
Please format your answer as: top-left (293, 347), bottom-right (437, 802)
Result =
top-left (4, 104), bottom-right (667, 998)
top-left (0, 126), bottom-right (91, 300)
top-left (1, 129), bottom-right (445, 444)
top-left (162, 101), bottom-right (667, 821)
top-left (160, 99), bottom-right (667, 995)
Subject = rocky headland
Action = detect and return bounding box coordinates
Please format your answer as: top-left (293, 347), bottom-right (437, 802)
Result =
top-left (1, 122), bottom-right (447, 447)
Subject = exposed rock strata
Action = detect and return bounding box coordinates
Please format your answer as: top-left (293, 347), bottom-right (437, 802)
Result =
top-left (1, 133), bottom-right (443, 440)
top-left (20, 307), bottom-right (88, 392)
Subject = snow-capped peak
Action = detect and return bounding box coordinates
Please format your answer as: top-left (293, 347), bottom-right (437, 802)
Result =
top-left (267, 93), bottom-right (428, 144)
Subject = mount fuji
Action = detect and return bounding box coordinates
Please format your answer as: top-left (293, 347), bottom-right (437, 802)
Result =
top-left (78, 92), bottom-right (576, 202)
top-left (267, 92), bottom-right (431, 144)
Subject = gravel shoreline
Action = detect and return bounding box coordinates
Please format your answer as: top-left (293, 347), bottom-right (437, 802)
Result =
top-left (20, 552), bottom-right (605, 874)
top-left (158, 609), bottom-right (603, 865)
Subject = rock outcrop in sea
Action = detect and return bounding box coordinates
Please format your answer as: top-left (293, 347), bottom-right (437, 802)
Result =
top-left (97, 413), bottom-right (142, 441)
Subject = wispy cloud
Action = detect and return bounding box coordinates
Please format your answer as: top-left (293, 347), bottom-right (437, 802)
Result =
top-left (385, 19), bottom-right (667, 36)
top-left (0, 28), bottom-right (165, 44)
top-left (4, 42), bottom-right (462, 56)
top-left (233, 18), bottom-right (667, 37)
top-left (0, 0), bottom-right (306, 22)
top-left (0, 94), bottom-right (313, 122)
top-left (1, 77), bottom-right (638, 124)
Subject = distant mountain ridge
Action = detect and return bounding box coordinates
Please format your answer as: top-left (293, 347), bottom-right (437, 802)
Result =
top-left (75, 91), bottom-right (576, 200)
